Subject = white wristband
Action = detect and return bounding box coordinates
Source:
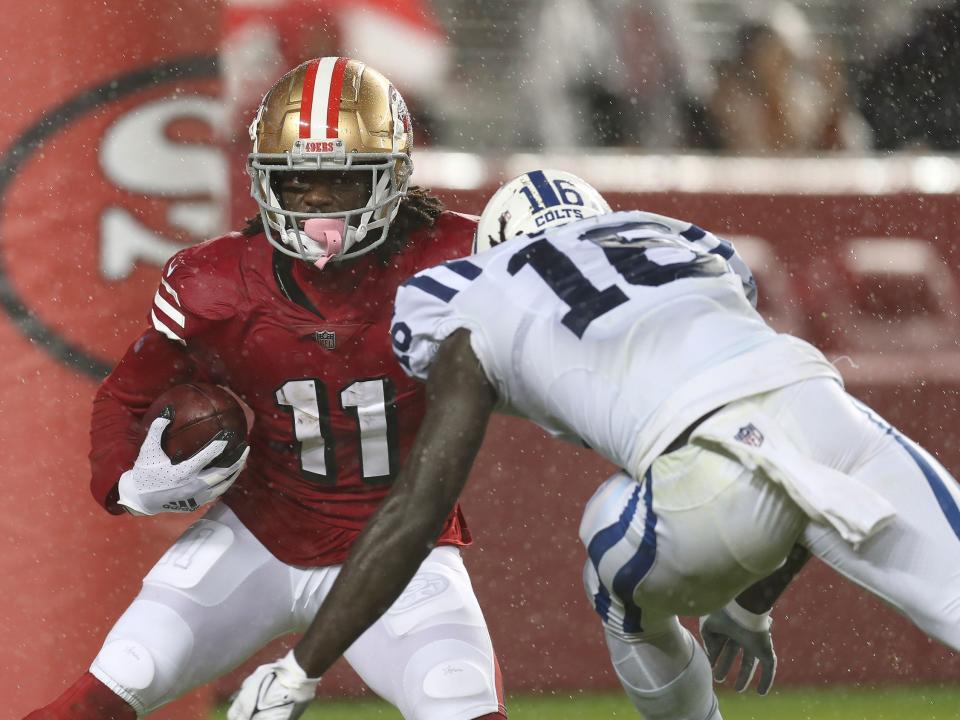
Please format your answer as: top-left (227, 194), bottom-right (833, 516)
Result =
top-left (725, 600), bottom-right (772, 633)
top-left (276, 649), bottom-right (322, 692)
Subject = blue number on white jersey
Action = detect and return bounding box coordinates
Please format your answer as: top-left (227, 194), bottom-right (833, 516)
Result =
top-left (507, 220), bottom-right (727, 338)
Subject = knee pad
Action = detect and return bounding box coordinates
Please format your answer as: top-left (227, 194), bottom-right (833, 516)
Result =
top-left (90, 638), bottom-right (155, 715)
top-left (90, 600), bottom-right (195, 715)
top-left (404, 639), bottom-right (501, 720)
top-left (352, 548), bottom-right (502, 720)
top-left (607, 626), bottom-right (720, 720)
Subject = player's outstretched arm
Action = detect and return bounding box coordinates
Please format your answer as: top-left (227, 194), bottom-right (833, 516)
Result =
top-left (300, 329), bottom-right (496, 676)
top-left (700, 543), bottom-right (811, 695)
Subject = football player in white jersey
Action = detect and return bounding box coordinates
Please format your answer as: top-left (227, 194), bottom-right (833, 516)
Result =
top-left (230, 170), bottom-right (960, 720)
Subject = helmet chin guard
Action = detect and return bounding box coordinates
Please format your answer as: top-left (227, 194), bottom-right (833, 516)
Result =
top-left (247, 57), bottom-right (414, 266)
top-left (249, 146), bottom-right (411, 264)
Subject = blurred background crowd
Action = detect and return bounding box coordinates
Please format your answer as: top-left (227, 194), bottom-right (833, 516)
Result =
top-left (220, 0), bottom-right (960, 155)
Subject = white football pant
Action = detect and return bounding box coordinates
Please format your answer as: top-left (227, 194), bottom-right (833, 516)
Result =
top-left (581, 376), bottom-right (960, 718)
top-left (90, 505), bottom-right (502, 720)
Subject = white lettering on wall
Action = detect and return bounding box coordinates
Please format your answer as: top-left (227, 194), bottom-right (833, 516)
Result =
top-left (99, 96), bottom-right (226, 279)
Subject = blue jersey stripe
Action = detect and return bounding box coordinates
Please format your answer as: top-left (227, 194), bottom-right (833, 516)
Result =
top-left (403, 275), bottom-right (459, 303)
top-left (895, 435), bottom-right (960, 540)
top-left (680, 224), bottom-right (706, 241)
top-left (611, 470), bottom-right (657, 632)
top-left (593, 583), bottom-right (612, 623)
top-left (445, 259), bottom-right (482, 280)
top-left (584, 473), bottom-right (655, 634)
top-left (622, 602), bottom-right (644, 634)
top-left (710, 238), bottom-right (735, 260)
top-left (528, 170), bottom-right (561, 207)
top-left (856, 403), bottom-right (960, 542)
top-left (586, 483), bottom-right (642, 571)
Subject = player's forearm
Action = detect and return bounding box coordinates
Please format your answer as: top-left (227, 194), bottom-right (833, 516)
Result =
top-left (89, 328), bottom-right (198, 511)
top-left (294, 330), bottom-right (496, 677)
top-left (293, 405), bottom-right (489, 676)
top-left (735, 543), bottom-right (811, 613)
top-left (89, 393), bottom-right (142, 512)
top-left (293, 471), bottom-right (458, 675)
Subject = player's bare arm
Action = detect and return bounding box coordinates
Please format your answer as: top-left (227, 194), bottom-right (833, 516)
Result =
top-left (736, 543), bottom-right (811, 614)
top-left (700, 543), bottom-right (812, 695)
top-left (294, 328), bottom-right (497, 678)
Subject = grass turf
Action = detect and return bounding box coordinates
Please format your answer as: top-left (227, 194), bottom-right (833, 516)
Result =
top-left (214, 685), bottom-right (960, 719)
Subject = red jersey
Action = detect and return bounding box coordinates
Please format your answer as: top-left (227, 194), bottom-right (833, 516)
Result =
top-left (90, 212), bottom-right (477, 566)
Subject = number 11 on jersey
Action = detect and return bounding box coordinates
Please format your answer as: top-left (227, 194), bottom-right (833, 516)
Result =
top-left (276, 377), bottom-right (399, 486)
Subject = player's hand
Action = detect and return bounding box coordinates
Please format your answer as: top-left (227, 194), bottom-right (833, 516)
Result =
top-left (699, 601), bottom-right (777, 695)
top-left (117, 409), bottom-right (249, 516)
top-left (228, 650), bottom-right (319, 720)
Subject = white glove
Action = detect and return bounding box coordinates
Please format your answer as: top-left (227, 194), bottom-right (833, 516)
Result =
top-left (117, 409), bottom-right (249, 516)
top-left (228, 650), bottom-right (319, 720)
top-left (699, 601), bottom-right (777, 695)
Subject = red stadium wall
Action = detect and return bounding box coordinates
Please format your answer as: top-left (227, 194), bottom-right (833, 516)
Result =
top-left (3, 3), bottom-right (960, 717)
top-left (0, 2), bottom-right (221, 718)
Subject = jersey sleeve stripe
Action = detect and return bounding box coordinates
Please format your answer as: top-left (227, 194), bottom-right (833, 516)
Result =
top-left (678, 222), bottom-right (736, 260)
top-left (444, 259), bottom-right (482, 280)
top-left (431, 265), bottom-right (475, 292)
top-left (402, 275), bottom-right (459, 303)
top-left (159, 277), bottom-right (181, 304)
top-left (680, 224), bottom-right (707, 241)
top-left (151, 309), bottom-right (185, 344)
top-left (153, 290), bottom-right (186, 328)
top-left (709, 239), bottom-right (735, 260)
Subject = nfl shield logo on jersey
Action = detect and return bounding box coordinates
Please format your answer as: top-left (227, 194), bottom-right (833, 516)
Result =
top-left (734, 423), bottom-right (765, 447)
top-left (314, 331), bottom-right (336, 350)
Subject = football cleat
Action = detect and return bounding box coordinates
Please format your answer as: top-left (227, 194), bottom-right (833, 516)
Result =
top-left (473, 169), bottom-right (611, 253)
top-left (248, 57), bottom-right (413, 266)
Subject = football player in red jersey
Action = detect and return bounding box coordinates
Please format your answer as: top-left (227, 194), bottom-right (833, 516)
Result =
top-left (24, 58), bottom-right (506, 720)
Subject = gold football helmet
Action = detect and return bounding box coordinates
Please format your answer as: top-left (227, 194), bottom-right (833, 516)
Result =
top-left (248, 57), bottom-right (414, 265)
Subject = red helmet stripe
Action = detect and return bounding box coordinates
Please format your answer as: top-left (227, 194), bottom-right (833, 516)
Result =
top-left (325, 57), bottom-right (349, 138)
top-left (298, 59), bottom-right (321, 139)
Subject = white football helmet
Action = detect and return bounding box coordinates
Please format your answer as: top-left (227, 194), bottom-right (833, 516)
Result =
top-left (248, 57), bottom-right (413, 266)
top-left (474, 170), bottom-right (611, 253)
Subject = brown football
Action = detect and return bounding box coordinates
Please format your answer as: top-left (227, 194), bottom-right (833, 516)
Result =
top-left (142, 383), bottom-right (248, 467)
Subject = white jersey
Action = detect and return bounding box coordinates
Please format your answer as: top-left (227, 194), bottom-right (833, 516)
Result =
top-left (391, 210), bottom-right (840, 476)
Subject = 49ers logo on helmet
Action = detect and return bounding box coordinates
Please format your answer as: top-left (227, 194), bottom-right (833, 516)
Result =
top-left (293, 139), bottom-right (343, 155)
top-left (0, 57), bottom-right (222, 378)
top-left (305, 141), bottom-right (336, 153)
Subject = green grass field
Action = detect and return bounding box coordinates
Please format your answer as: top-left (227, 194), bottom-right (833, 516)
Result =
top-left (215, 686), bottom-right (960, 719)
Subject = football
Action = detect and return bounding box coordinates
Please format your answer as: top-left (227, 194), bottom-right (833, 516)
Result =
top-left (142, 383), bottom-right (248, 467)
